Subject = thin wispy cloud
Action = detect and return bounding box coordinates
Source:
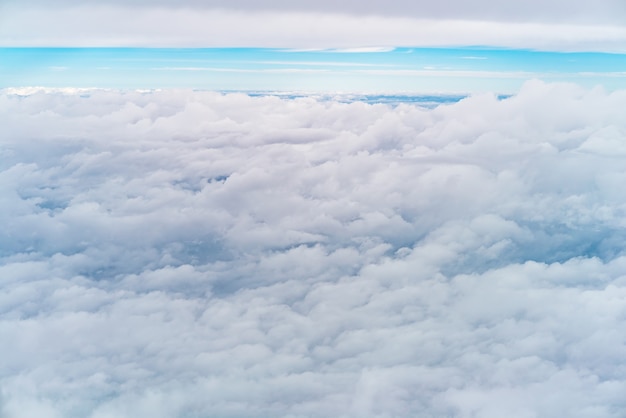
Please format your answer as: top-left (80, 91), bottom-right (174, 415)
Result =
top-left (3, 48), bottom-right (626, 93)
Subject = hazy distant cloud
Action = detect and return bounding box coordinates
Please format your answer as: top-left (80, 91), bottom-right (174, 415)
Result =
top-left (2, 1), bottom-right (626, 49)
top-left (5, 0), bottom-right (626, 24)
top-left (2, 81), bottom-right (626, 417)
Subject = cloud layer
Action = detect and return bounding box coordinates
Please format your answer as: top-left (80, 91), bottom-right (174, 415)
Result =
top-left (2, 81), bottom-right (626, 417)
top-left (2, 2), bottom-right (626, 50)
top-left (5, 0), bottom-right (626, 23)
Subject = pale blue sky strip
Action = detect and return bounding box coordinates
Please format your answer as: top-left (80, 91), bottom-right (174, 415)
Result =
top-left (2, 47), bottom-right (626, 93)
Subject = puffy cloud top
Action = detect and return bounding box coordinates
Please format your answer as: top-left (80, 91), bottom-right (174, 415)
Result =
top-left (2, 81), bottom-right (626, 417)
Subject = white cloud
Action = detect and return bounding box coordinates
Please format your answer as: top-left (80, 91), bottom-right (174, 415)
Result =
top-left (4, 0), bottom-right (626, 24)
top-left (2, 6), bottom-right (626, 50)
top-left (1, 81), bottom-right (626, 417)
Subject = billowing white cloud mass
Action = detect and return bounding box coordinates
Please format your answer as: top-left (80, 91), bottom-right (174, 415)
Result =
top-left (2, 81), bottom-right (626, 417)
top-left (2, 0), bottom-right (626, 50)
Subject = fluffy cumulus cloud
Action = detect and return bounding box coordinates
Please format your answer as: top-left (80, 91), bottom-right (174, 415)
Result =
top-left (2, 81), bottom-right (626, 417)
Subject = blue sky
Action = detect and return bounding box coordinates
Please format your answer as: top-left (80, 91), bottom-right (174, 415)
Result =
top-left (3, 47), bottom-right (626, 93)
top-left (2, 0), bottom-right (626, 92)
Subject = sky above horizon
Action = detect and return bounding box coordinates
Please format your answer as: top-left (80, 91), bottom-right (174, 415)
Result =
top-left (3, 0), bottom-right (626, 92)
top-left (0, 48), bottom-right (626, 94)
top-left (2, 47), bottom-right (626, 93)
